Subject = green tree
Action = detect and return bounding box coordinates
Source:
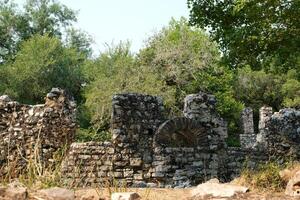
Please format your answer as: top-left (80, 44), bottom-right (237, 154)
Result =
top-left (4, 34), bottom-right (84, 103)
top-left (0, 1), bottom-right (30, 62)
top-left (188, 0), bottom-right (300, 74)
top-left (0, 0), bottom-right (77, 63)
top-left (234, 67), bottom-right (285, 111)
top-left (82, 42), bottom-right (175, 133)
top-left (138, 18), bottom-right (243, 144)
top-left (281, 79), bottom-right (300, 108)
top-left (138, 18), bottom-right (221, 109)
top-left (65, 28), bottom-right (93, 58)
top-left (139, 18), bottom-right (243, 116)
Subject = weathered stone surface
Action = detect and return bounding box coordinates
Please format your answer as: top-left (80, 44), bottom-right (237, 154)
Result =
top-left (191, 179), bottom-right (249, 198)
top-left (183, 92), bottom-right (228, 140)
top-left (0, 88), bottom-right (76, 177)
top-left (38, 187), bottom-right (75, 200)
top-left (4, 187), bottom-right (27, 200)
top-left (285, 170), bottom-right (300, 197)
top-left (262, 108), bottom-right (300, 158)
top-left (240, 108), bottom-right (256, 149)
top-left (111, 192), bottom-right (141, 200)
top-left (240, 107), bottom-right (254, 135)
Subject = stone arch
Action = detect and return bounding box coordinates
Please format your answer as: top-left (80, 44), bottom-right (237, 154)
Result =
top-left (154, 117), bottom-right (208, 147)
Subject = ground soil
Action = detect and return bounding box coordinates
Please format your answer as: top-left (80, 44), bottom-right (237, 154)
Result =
top-left (71, 188), bottom-right (295, 200)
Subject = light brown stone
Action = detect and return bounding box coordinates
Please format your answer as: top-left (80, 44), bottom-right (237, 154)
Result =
top-left (111, 192), bottom-right (141, 200)
top-left (38, 187), bottom-right (75, 200)
top-left (191, 179), bottom-right (249, 198)
top-left (285, 170), bottom-right (300, 197)
top-left (5, 187), bottom-right (27, 200)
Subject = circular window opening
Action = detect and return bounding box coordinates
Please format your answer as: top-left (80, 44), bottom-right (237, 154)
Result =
top-left (154, 117), bottom-right (208, 147)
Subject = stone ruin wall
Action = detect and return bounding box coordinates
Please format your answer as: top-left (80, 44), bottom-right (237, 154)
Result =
top-left (227, 106), bottom-right (300, 178)
top-left (62, 92), bottom-right (230, 187)
top-left (0, 88), bottom-right (76, 176)
top-left (0, 88), bottom-right (299, 188)
top-left (61, 92), bottom-right (300, 188)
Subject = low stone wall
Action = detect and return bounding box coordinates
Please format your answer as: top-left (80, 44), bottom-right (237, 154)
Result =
top-left (226, 147), bottom-right (268, 180)
top-left (61, 142), bottom-right (114, 187)
top-left (0, 88), bottom-right (76, 176)
top-left (61, 142), bottom-right (228, 188)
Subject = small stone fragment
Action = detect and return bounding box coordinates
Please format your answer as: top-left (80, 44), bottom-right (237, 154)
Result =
top-left (5, 186), bottom-right (27, 200)
top-left (111, 192), bottom-right (141, 200)
top-left (38, 187), bottom-right (75, 200)
top-left (285, 170), bottom-right (300, 197)
top-left (191, 179), bottom-right (249, 198)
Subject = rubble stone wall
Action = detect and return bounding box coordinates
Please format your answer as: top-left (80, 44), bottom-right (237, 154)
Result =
top-left (264, 108), bottom-right (300, 159)
top-left (0, 88), bottom-right (76, 175)
top-left (59, 92), bottom-right (300, 188)
top-left (2, 89), bottom-right (299, 188)
top-left (61, 142), bottom-right (228, 188)
top-left (62, 92), bottom-right (229, 188)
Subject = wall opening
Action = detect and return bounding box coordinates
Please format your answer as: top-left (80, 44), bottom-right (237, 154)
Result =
top-left (154, 117), bottom-right (208, 147)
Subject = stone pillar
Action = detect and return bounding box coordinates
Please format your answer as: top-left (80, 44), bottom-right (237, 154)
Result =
top-left (240, 107), bottom-right (254, 134)
top-left (259, 106), bottom-right (273, 131)
top-left (183, 92), bottom-right (217, 121)
top-left (256, 106), bottom-right (273, 147)
top-left (183, 92), bottom-right (228, 141)
top-left (240, 107), bottom-right (256, 149)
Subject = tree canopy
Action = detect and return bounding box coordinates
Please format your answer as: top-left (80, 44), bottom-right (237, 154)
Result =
top-left (0, 0), bottom-right (77, 63)
top-left (3, 34), bottom-right (84, 104)
top-left (188, 0), bottom-right (300, 76)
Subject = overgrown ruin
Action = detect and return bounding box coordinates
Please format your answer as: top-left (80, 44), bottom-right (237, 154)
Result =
top-left (0, 89), bottom-right (299, 188)
top-left (0, 88), bottom-right (76, 176)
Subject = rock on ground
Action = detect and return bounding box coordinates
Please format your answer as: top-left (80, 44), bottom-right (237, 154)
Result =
top-left (111, 192), bottom-right (141, 200)
top-left (191, 179), bottom-right (249, 199)
top-left (0, 181), bottom-right (27, 200)
top-left (285, 170), bottom-right (300, 197)
top-left (37, 187), bottom-right (75, 200)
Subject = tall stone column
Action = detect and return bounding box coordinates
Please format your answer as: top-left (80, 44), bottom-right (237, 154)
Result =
top-left (240, 107), bottom-right (256, 149)
top-left (256, 106), bottom-right (273, 147)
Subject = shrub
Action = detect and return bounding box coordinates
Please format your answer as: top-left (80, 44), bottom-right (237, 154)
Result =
top-left (238, 162), bottom-right (287, 192)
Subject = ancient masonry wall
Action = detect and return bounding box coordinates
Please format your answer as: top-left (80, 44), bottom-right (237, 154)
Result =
top-left (0, 88), bottom-right (76, 176)
top-left (1, 89), bottom-right (299, 188)
top-left (62, 93), bottom-right (229, 188)
top-left (62, 92), bottom-right (300, 188)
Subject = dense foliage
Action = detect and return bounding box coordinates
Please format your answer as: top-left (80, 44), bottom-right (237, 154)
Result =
top-left (188, 0), bottom-right (300, 77)
top-left (0, 0), bottom-right (298, 142)
top-left (3, 35), bottom-right (84, 103)
top-left (0, 0), bottom-right (77, 63)
top-left (82, 42), bottom-right (175, 132)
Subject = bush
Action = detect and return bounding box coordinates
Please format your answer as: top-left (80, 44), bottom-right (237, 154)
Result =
top-left (234, 67), bottom-right (285, 111)
top-left (281, 79), bottom-right (300, 108)
top-left (239, 162), bottom-right (286, 192)
top-left (3, 35), bottom-right (84, 104)
top-left (75, 128), bottom-right (111, 142)
top-left (138, 17), bottom-right (220, 111)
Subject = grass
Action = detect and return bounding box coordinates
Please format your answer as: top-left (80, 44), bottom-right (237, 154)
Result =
top-left (236, 161), bottom-right (300, 192)
top-left (0, 131), bottom-right (68, 189)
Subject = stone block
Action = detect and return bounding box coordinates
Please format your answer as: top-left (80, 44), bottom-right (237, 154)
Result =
top-left (130, 158), bottom-right (142, 167)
